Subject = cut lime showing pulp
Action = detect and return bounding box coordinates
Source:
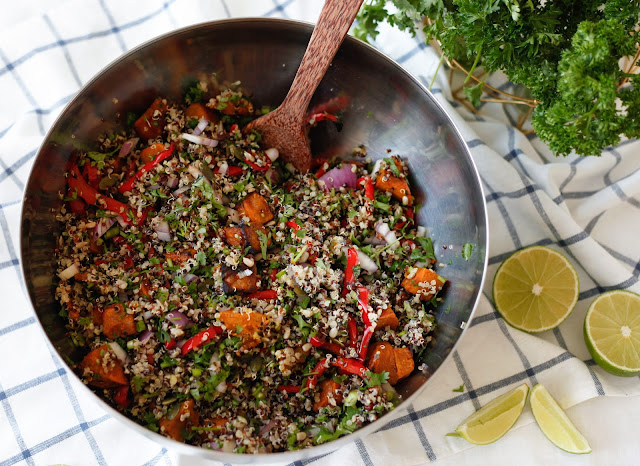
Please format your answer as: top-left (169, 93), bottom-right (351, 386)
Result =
top-left (492, 246), bottom-right (579, 333)
top-left (529, 384), bottom-right (591, 454)
top-left (584, 290), bottom-right (640, 377)
top-left (454, 383), bottom-right (529, 445)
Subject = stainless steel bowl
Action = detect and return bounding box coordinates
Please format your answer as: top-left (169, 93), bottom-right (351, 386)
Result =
top-left (20, 18), bottom-right (488, 463)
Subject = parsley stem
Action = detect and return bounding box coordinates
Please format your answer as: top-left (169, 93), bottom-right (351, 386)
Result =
top-left (429, 53), bottom-right (446, 91)
top-left (464, 46), bottom-right (483, 85)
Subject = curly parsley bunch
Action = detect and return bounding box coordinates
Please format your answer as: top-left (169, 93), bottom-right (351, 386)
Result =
top-left (355, 0), bottom-right (640, 157)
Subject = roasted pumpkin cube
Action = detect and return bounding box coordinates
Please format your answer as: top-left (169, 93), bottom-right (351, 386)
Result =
top-left (134, 98), bottom-right (167, 140)
top-left (140, 142), bottom-right (167, 163)
top-left (375, 169), bottom-right (413, 206)
top-left (221, 226), bottom-right (246, 248)
top-left (376, 307), bottom-right (399, 331)
top-left (366, 342), bottom-right (414, 385)
top-left (103, 303), bottom-right (136, 339)
top-left (79, 344), bottom-right (128, 388)
top-left (219, 309), bottom-right (268, 348)
top-left (240, 192), bottom-right (273, 224)
top-left (222, 263), bottom-right (259, 294)
top-left (159, 399), bottom-right (199, 441)
top-left (165, 248), bottom-right (196, 265)
top-left (401, 267), bottom-right (446, 301)
top-left (185, 103), bottom-right (219, 124)
top-left (394, 347), bottom-right (414, 381)
top-left (313, 379), bottom-right (344, 412)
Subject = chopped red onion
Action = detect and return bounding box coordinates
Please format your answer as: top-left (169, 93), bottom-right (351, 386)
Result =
top-left (147, 184), bottom-right (161, 191)
top-left (218, 162), bottom-right (228, 175)
top-left (375, 222), bottom-right (390, 237)
top-left (58, 263), bottom-right (79, 280)
top-left (216, 381), bottom-right (227, 393)
top-left (156, 231), bottom-right (172, 242)
top-left (265, 148), bottom-right (279, 162)
top-left (166, 175), bottom-right (179, 188)
top-left (180, 133), bottom-right (219, 147)
top-left (119, 138), bottom-right (139, 157)
top-left (93, 217), bottom-right (116, 240)
top-left (357, 250), bottom-right (379, 274)
top-left (259, 419), bottom-right (278, 437)
top-left (143, 310), bottom-right (154, 320)
top-left (139, 330), bottom-right (153, 343)
top-left (183, 273), bottom-right (198, 284)
top-left (319, 164), bottom-right (357, 190)
top-left (192, 118), bottom-right (209, 136)
top-left (165, 310), bottom-right (193, 328)
top-left (416, 226), bottom-right (427, 237)
top-left (154, 220), bottom-right (171, 242)
top-left (108, 342), bottom-right (128, 363)
top-left (375, 222), bottom-right (399, 250)
top-left (173, 185), bottom-right (190, 196)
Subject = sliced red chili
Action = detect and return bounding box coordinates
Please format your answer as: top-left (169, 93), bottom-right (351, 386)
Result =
top-left (276, 385), bottom-right (301, 393)
top-left (358, 327), bottom-right (375, 361)
top-left (213, 165), bottom-right (244, 177)
top-left (331, 357), bottom-right (368, 378)
top-left (356, 286), bottom-right (375, 360)
top-left (306, 112), bottom-right (339, 124)
top-left (113, 385), bottom-right (130, 408)
top-left (347, 315), bottom-right (358, 350)
top-left (181, 326), bottom-right (223, 356)
top-left (245, 157), bottom-right (271, 172)
top-left (247, 290), bottom-right (278, 300)
top-left (269, 269), bottom-right (278, 282)
top-left (342, 247), bottom-right (359, 297)
top-left (309, 336), bottom-right (343, 355)
top-left (286, 220), bottom-right (301, 231)
top-left (306, 95), bottom-right (350, 117)
top-left (164, 339), bottom-right (177, 350)
top-left (357, 176), bottom-right (374, 201)
top-left (304, 358), bottom-right (329, 390)
top-left (118, 143), bottom-right (176, 194)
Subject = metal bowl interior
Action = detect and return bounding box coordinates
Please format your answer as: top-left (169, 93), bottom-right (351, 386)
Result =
top-left (20, 18), bottom-right (488, 463)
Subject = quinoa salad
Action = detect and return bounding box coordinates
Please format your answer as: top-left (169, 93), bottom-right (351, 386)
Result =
top-left (54, 79), bottom-right (447, 453)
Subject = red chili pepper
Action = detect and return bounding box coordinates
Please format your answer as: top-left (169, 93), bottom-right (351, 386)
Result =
top-left (356, 286), bottom-right (375, 360)
top-left (331, 357), bottom-right (368, 378)
top-left (181, 326), bottom-right (223, 356)
top-left (229, 124), bottom-right (239, 133)
top-left (213, 165), bottom-right (244, 177)
top-left (306, 95), bottom-right (351, 117)
top-left (68, 166), bottom-right (145, 225)
top-left (306, 112), bottom-right (339, 124)
top-left (276, 385), bottom-right (301, 393)
top-left (245, 158), bottom-right (272, 172)
top-left (113, 385), bottom-right (130, 408)
top-left (67, 193), bottom-right (86, 215)
top-left (83, 163), bottom-right (100, 187)
top-left (357, 176), bottom-right (374, 201)
top-left (118, 143), bottom-right (176, 194)
top-left (304, 358), bottom-right (329, 390)
top-left (342, 247), bottom-right (359, 297)
top-left (315, 165), bottom-right (328, 178)
top-left (347, 315), bottom-right (358, 350)
top-left (358, 327), bottom-right (375, 361)
top-left (94, 259), bottom-right (109, 266)
top-left (164, 339), bottom-right (177, 350)
top-left (247, 290), bottom-right (278, 300)
top-left (123, 256), bottom-right (134, 270)
top-left (112, 236), bottom-right (133, 252)
top-left (309, 336), bottom-right (343, 355)
top-left (286, 220), bottom-right (301, 231)
top-left (269, 269), bottom-right (278, 282)
top-left (394, 207), bottom-right (415, 230)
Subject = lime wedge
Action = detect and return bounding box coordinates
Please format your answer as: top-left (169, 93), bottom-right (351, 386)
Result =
top-left (584, 290), bottom-right (640, 376)
top-left (453, 383), bottom-right (529, 445)
top-left (492, 246), bottom-right (579, 333)
top-left (529, 384), bottom-right (591, 454)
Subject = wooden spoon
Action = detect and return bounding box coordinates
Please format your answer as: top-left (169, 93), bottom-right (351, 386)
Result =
top-left (244, 0), bottom-right (364, 173)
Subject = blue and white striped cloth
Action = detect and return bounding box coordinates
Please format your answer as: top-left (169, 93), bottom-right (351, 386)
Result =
top-left (1, 1), bottom-right (640, 465)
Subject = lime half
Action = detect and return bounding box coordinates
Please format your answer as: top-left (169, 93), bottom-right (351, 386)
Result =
top-left (529, 384), bottom-right (591, 454)
top-left (493, 246), bottom-right (579, 332)
top-left (584, 290), bottom-right (640, 376)
top-left (452, 383), bottom-right (529, 445)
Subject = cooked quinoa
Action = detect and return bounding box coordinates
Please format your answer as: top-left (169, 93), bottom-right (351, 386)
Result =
top-left (54, 79), bottom-right (446, 453)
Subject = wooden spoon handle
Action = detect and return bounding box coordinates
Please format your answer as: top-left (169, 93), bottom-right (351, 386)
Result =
top-left (280, 0), bottom-right (364, 119)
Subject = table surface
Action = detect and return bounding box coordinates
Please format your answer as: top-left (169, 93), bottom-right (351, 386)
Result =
top-left (0, 0), bottom-right (640, 465)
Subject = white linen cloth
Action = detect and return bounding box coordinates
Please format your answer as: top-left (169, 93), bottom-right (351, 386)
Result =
top-left (1, 1), bottom-right (639, 465)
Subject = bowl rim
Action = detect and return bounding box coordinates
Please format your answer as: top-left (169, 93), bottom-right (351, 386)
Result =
top-left (19, 16), bottom-right (489, 463)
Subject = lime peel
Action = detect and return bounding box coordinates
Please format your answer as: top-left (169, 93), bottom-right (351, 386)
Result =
top-left (453, 383), bottom-right (529, 445)
top-left (529, 384), bottom-right (591, 454)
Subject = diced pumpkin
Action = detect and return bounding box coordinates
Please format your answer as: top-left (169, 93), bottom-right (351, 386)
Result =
top-left (221, 226), bottom-right (246, 248)
top-left (137, 278), bottom-right (152, 299)
top-left (140, 143), bottom-right (167, 163)
top-left (366, 342), bottom-right (414, 385)
top-left (401, 267), bottom-right (446, 301)
top-left (79, 344), bottom-right (128, 388)
top-left (91, 307), bottom-right (104, 326)
top-left (165, 248), bottom-right (196, 265)
top-left (159, 399), bottom-right (199, 441)
top-left (376, 307), bottom-right (399, 331)
top-left (103, 303), bottom-right (137, 339)
top-left (394, 347), bottom-right (414, 381)
top-left (219, 309), bottom-right (268, 349)
top-left (218, 97), bottom-right (253, 116)
top-left (222, 264), bottom-right (259, 294)
top-left (201, 416), bottom-right (228, 434)
top-left (375, 167), bottom-right (413, 206)
top-left (134, 98), bottom-right (167, 140)
top-left (313, 379), bottom-right (343, 412)
top-left (185, 103), bottom-right (219, 124)
top-left (366, 341), bottom-right (399, 384)
top-left (239, 192), bottom-right (273, 224)
top-left (222, 225), bottom-right (269, 254)
top-left (66, 298), bottom-right (81, 322)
